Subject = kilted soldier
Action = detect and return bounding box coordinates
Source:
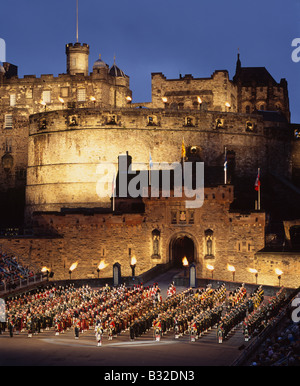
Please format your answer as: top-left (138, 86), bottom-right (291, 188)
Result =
top-left (243, 323), bottom-right (249, 341)
top-left (129, 322), bottom-right (135, 341)
top-left (190, 320), bottom-right (197, 342)
top-left (27, 316), bottom-right (33, 338)
top-left (95, 324), bottom-right (103, 346)
top-left (217, 324), bottom-right (224, 343)
top-left (8, 318), bottom-right (14, 338)
top-left (74, 318), bottom-right (80, 339)
top-left (153, 318), bottom-right (162, 341)
top-left (108, 319), bottom-right (115, 340)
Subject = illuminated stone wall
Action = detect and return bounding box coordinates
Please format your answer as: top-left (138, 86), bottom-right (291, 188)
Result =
top-left (0, 185), bottom-right (271, 286)
top-left (26, 107), bottom-right (292, 217)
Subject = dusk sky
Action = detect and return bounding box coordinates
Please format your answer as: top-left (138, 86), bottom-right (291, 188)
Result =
top-left (1, 0), bottom-right (299, 122)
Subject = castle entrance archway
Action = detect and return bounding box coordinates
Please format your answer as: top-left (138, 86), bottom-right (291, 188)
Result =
top-left (169, 234), bottom-right (196, 268)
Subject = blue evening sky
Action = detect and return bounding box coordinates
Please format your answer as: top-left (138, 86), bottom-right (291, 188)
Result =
top-left (0, 0), bottom-right (299, 122)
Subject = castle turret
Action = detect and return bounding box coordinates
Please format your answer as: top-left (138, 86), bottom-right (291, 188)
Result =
top-left (66, 42), bottom-right (89, 76)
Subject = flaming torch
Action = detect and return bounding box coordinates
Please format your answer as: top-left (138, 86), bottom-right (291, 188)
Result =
top-left (130, 256), bottom-right (137, 279)
top-left (90, 96), bottom-right (96, 107)
top-left (69, 261), bottom-right (78, 280)
top-left (97, 260), bottom-right (107, 279)
top-left (275, 268), bottom-right (283, 287)
top-left (41, 266), bottom-right (50, 280)
top-left (182, 256), bottom-right (189, 277)
top-left (40, 100), bottom-right (47, 111)
top-left (227, 264), bottom-right (235, 281)
top-left (58, 97), bottom-right (64, 108)
top-left (206, 264), bottom-right (214, 279)
top-left (248, 268), bottom-right (258, 284)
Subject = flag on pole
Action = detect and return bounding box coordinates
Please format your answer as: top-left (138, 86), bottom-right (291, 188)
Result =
top-left (149, 152), bottom-right (153, 169)
top-left (254, 169), bottom-right (260, 191)
top-left (181, 138), bottom-right (186, 159)
top-left (112, 173), bottom-right (116, 211)
top-left (224, 148), bottom-right (227, 184)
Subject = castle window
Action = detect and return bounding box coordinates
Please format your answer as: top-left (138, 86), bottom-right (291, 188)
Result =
top-left (9, 94), bottom-right (16, 107)
top-left (26, 88), bottom-right (33, 99)
top-left (4, 114), bottom-right (13, 129)
top-left (42, 90), bottom-right (51, 104)
top-left (61, 87), bottom-right (69, 97)
top-left (5, 138), bottom-right (12, 153)
top-left (171, 211), bottom-right (177, 224)
top-left (77, 88), bottom-right (86, 102)
top-left (188, 211), bottom-right (194, 224)
top-left (245, 105), bottom-right (250, 114)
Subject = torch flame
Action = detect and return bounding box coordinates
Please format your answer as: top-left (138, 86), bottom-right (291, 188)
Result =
top-left (90, 96), bottom-right (96, 102)
top-left (227, 264), bottom-right (235, 272)
top-left (197, 96), bottom-right (202, 104)
top-left (69, 261), bottom-right (78, 272)
top-left (162, 97), bottom-right (168, 103)
top-left (182, 256), bottom-right (189, 266)
top-left (131, 256), bottom-right (137, 266)
top-left (98, 260), bottom-right (107, 270)
top-left (206, 264), bottom-right (214, 271)
top-left (275, 268), bottom-right (283, 276)
top-left (58, 97), bottom-right (64, 103)
top-left (248, 268), bottom-right (258, 274)
top-left (225, 102), bottom-right (231, 108)
top-left (41, 266), bottom-right (50, 272)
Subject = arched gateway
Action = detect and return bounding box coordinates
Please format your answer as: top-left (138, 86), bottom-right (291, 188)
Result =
top-left (169, 233), bottom-right (197, 268)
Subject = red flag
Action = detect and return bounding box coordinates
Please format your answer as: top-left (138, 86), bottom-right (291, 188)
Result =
top-left (254, 170), bottom-right (260, 191)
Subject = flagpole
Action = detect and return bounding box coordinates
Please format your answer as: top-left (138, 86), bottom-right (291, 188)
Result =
top-left (224, 147), bottom-right (227, 185)
top-left (112, 173), bottom-right (115, 212)
top-left (149, 151), bottom-right (152, 186)
top-left (257, 168), bottom-right (260, 211)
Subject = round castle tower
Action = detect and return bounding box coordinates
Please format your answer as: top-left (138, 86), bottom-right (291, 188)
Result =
top-left (66, 42), bottom-right (89, 76)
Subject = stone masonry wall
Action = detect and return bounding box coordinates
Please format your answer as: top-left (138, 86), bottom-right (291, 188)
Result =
top-left (26, 107), bottom-right (285, 216)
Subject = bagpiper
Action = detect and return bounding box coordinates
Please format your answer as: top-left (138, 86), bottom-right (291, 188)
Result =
top-left (95, 323), bottom-right (103, 346)
top-left (153, 318), bottom-right (162, 341)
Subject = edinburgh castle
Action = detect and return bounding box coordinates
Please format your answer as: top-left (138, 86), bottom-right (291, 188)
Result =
top-left (0, 39), bottom-right (300, 288)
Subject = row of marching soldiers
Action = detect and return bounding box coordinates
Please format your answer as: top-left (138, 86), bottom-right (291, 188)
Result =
top-left (242, 287), bottom-right (288, 342)
top-left (2, 283), bottom-right (162, 340)
top-left (149, 284), bottom-right (227, 342)
top-left (216, 284), bottom-right (263, 343)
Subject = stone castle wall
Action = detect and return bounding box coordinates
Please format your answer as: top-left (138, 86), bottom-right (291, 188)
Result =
top-left (151, 71), bottom-right (237, 111)
top-left (0, 186), bottom-right (271, 285)
top-left (25, 107), bottom-right (291, 216)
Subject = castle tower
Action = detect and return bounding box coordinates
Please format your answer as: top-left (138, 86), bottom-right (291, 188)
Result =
top-left (66, 42), bottom-right (89, 76)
